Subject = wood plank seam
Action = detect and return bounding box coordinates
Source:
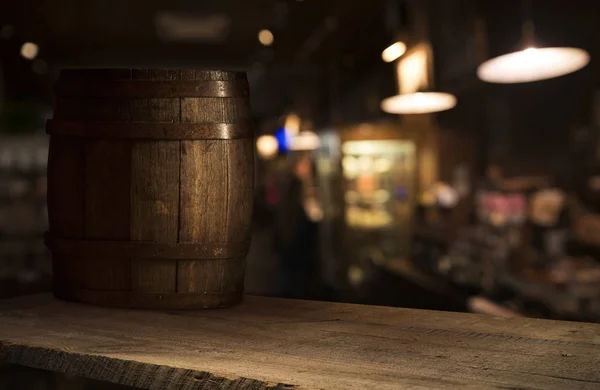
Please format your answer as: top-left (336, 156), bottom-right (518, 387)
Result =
top-left (225, 147), bottom-right (230, 239)
top-left (176, 139), bottom-right (182, 294)
top-left (176, 86), bottom-right (182, 296)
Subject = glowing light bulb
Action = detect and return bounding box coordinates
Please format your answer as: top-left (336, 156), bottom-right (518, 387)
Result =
top-left (21, 42), bottom-right (38, 60)
top-left (256, 135), bottom-right (278, 159)
top-left (381, 41), bottom-right (407, 63)
top-left (258, 29), bottom-right (274, 46)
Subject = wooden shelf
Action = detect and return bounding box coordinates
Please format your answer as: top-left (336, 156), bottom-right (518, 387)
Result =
top-left (1, 294), bottom-right (599, 389)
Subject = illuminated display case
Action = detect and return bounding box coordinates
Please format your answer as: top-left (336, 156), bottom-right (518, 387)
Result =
top-left (342, 140), bottom-right (415, 231)
top-left (336, 124), bottom-right (418, 273)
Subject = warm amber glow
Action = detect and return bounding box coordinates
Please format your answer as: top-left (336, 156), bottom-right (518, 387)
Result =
top-left (381, 41), bottom-right (406, 63)
top-left (256, 135), bottom-right (278, 159)
top-left (374, 157), bottom-right (393, 173)
top-left (381, 92), bottom-right (457, 114)
top-left (342, 140), bottom-right (414, 156)
top-left (477, 47), bottom-right (590, 83)
top-left (284, 113), bottom-right (300, 135)
top-left (288, 131), bottom-right (320, 151)
top-left (397, 46), bottom-right (429, 94)
top-left (258, 29), bottom-right (274, 46)
top-left (21, 42), bottom-right (38, 60)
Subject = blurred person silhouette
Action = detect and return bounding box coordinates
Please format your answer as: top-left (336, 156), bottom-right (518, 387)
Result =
top-left (273, 156), bottom-right (320, 299)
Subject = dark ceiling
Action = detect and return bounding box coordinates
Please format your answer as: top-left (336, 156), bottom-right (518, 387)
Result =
top-left (3, 0), bottom-right (349, 67)
top-left (5, 0), bottom-right (598, 130)
top-left (0, 0), bottom-right (391, 119)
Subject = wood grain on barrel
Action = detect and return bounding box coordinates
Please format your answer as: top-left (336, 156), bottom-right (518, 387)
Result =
top-left (178, 141), bottom-right (228, 294)
top-left (225, 140), bottom-right (254, 292)
top-left (56, 98), bottom-right (132, 122)
top-left (47, 137), bottom-right (85, 299)
top-left (46, 238), bottom-right (247, 260)
top-left (130, 142), bottom-right (179, 293)
top-left (227, 140), bottom-right (254, 241)
top-left (46, 121), bottom-right (252, 140)
top-left (129, 69), bottom-right (180, 295)
top-left (181, 97), bottom-right (250, 123)
top-left (82, 140), bottom-right (132, 291)
top-left (47, 68), bottom-right (253, 308)
top-left (47, 138), bottom-right (85, 238)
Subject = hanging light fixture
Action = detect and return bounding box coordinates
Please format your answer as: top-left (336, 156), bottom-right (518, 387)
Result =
top-left (381, 0), bottom-right (408, 63)
top-left (477, 46), bottom-right (590, 84)
top-left (381, 91), bottom-right (457, 114)
top-left (477, 3), bottom-right (590, 84)
top-left (381, 43), bottom-right (457, 115)
top-left (381, 41), bottom-right (407, 63)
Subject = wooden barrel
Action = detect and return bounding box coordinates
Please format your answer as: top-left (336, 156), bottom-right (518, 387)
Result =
top-left (46, 69), bottom-right (254, 309)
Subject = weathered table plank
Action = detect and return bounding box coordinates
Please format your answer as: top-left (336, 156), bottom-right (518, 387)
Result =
top-left (0, 294), bottom-right (599, 389)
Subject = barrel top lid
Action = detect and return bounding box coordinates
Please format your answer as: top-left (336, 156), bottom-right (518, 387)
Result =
top-left (59, 69), bottom-right (246, 81)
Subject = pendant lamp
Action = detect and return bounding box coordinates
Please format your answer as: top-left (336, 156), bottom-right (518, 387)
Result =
top-left (381, 91), bottom-right (457, 115)
top-left (477, 4), bottom-right (590, 84)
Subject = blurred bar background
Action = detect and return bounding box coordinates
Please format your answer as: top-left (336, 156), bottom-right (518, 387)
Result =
top-left (1, 0), bottom-right (600, 325)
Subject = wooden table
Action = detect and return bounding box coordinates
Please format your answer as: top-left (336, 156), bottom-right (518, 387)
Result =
top-left (1, 294), bottom-right (599, 389)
